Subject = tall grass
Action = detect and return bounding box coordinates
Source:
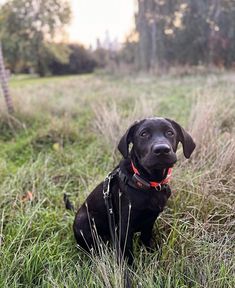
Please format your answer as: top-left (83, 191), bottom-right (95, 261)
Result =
top-left (91, 75), bottom-right (235, 287)
top-left (0, 72), bottom-right (234, 287)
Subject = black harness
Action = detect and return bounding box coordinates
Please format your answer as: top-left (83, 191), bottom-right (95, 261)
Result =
top-left (103, 166), bottom-right (170, 244)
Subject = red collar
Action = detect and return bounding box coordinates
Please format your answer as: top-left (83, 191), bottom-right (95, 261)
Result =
top-left (131, 161), bottom-right (172, 190)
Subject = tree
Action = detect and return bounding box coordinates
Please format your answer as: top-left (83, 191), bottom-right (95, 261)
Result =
top-left (133, 0), bottom-right (235, 69)
top-left (135, 0), bottom-right (180, 70)
top-left (0, 0), bottom-right (71, 76)
top-left (135, 0), bottom-right (151, 70)
top-left (0, 42), bottom-right (14, 113)
top-left (49, 44), bottom-right (97, 75)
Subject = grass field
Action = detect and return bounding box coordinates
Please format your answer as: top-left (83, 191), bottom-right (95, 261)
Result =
top-left (0, 72), bottom-right (234, 287)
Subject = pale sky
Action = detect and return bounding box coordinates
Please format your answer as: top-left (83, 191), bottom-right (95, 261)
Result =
top-left (69, 0), bottom-right (136, 47)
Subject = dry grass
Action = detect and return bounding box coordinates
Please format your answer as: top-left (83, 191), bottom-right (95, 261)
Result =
top-left (91, 73), bottom-right (235, 287)
top-left (92, 96), bottom-right (156, 149)
top-left (0, 72), bottom-right (234, 287)
top-left (189, 85), bottom-right (235, 189)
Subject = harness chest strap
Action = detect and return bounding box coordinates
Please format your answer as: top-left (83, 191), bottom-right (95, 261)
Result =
top-left (103, 170), bottom-right (119, 245)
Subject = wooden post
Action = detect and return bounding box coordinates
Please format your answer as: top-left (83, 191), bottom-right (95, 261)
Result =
top-left (0, 42), bottom-right (14, 113)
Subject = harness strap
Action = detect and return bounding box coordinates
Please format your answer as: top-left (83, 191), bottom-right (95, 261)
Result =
top-left (103, 169), bottom-right (119, 246)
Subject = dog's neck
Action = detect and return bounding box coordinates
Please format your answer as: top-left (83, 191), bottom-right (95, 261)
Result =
top-left (130, 151), bottom-right (167, 182)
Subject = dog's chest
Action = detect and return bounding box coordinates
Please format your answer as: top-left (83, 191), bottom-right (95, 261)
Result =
top-left (145, 191), bottom-right (168, 212)
top-left (127, 188), bottom-right (169, 213)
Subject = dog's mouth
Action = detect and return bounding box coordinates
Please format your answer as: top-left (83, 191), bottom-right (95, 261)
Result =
top-left (147, 160), bottom-right (176, 170)
top-left (140, 154), bottom-right (177, 170)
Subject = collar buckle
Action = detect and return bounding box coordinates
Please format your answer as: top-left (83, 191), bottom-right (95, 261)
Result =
top-left (155, 184), bottom-right (161, 191)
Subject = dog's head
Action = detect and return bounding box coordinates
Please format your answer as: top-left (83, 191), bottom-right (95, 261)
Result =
top-left (118, 117), bottom-right (195, 172)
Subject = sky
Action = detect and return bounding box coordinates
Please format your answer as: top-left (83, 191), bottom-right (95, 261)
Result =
top-left (68, 0), bottom-right (136, 47)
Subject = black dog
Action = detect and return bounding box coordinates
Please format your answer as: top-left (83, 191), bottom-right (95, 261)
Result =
top-left (73, 117), bottom-right (195, 265)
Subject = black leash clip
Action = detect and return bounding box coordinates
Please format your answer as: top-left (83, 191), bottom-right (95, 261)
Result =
top-left (103, 173), bottom-right (112, 199)
top-left (103, 168), bottom-right (120, 199)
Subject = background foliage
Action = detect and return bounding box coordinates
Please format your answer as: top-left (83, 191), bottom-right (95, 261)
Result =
top-left (134, 0), bottom-right (235, 70)
top-left (1, 0), bottom-right (235, 76)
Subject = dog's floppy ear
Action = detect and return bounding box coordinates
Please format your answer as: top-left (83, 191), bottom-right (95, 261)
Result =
top-left (118, 120), bottom-right (143, 158)
top-left (166, 118), bottom-right (196, 158)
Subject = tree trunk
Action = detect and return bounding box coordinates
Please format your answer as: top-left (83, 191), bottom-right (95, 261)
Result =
top-left (0, 42), bottom-right (14, 113)
top-left (150, 17), bottom-right (157, 69)
top-left (208, 0), bottom-right (222, 64)
top-left (136, 0), bottom-right (151, 70)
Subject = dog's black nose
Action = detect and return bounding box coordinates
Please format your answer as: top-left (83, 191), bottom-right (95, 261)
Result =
top-left (153, 144), bottom-right (171, 155)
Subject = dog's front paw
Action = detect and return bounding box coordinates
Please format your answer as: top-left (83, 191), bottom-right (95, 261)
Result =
top-left (140, 235), bottom-right (155, 252)
top-left (144, 238), bottom-right (156, 252)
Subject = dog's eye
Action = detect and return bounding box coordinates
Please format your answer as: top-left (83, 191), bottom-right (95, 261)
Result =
top-left (140, 131), bottom-right (148, 137)
top-left (166, 130), bottom-right (174, 137)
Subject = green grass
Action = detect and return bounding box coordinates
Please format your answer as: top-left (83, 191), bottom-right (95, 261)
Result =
top-left (0, 72), bottom-right (234, 287)
top-left (9, 74), bottom-right (80, 88)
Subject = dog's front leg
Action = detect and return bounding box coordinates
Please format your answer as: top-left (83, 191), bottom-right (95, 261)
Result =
top-left (118, 210), bottom-right (134, 265)
top-left (140, 217), bottom-right (156, 249)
